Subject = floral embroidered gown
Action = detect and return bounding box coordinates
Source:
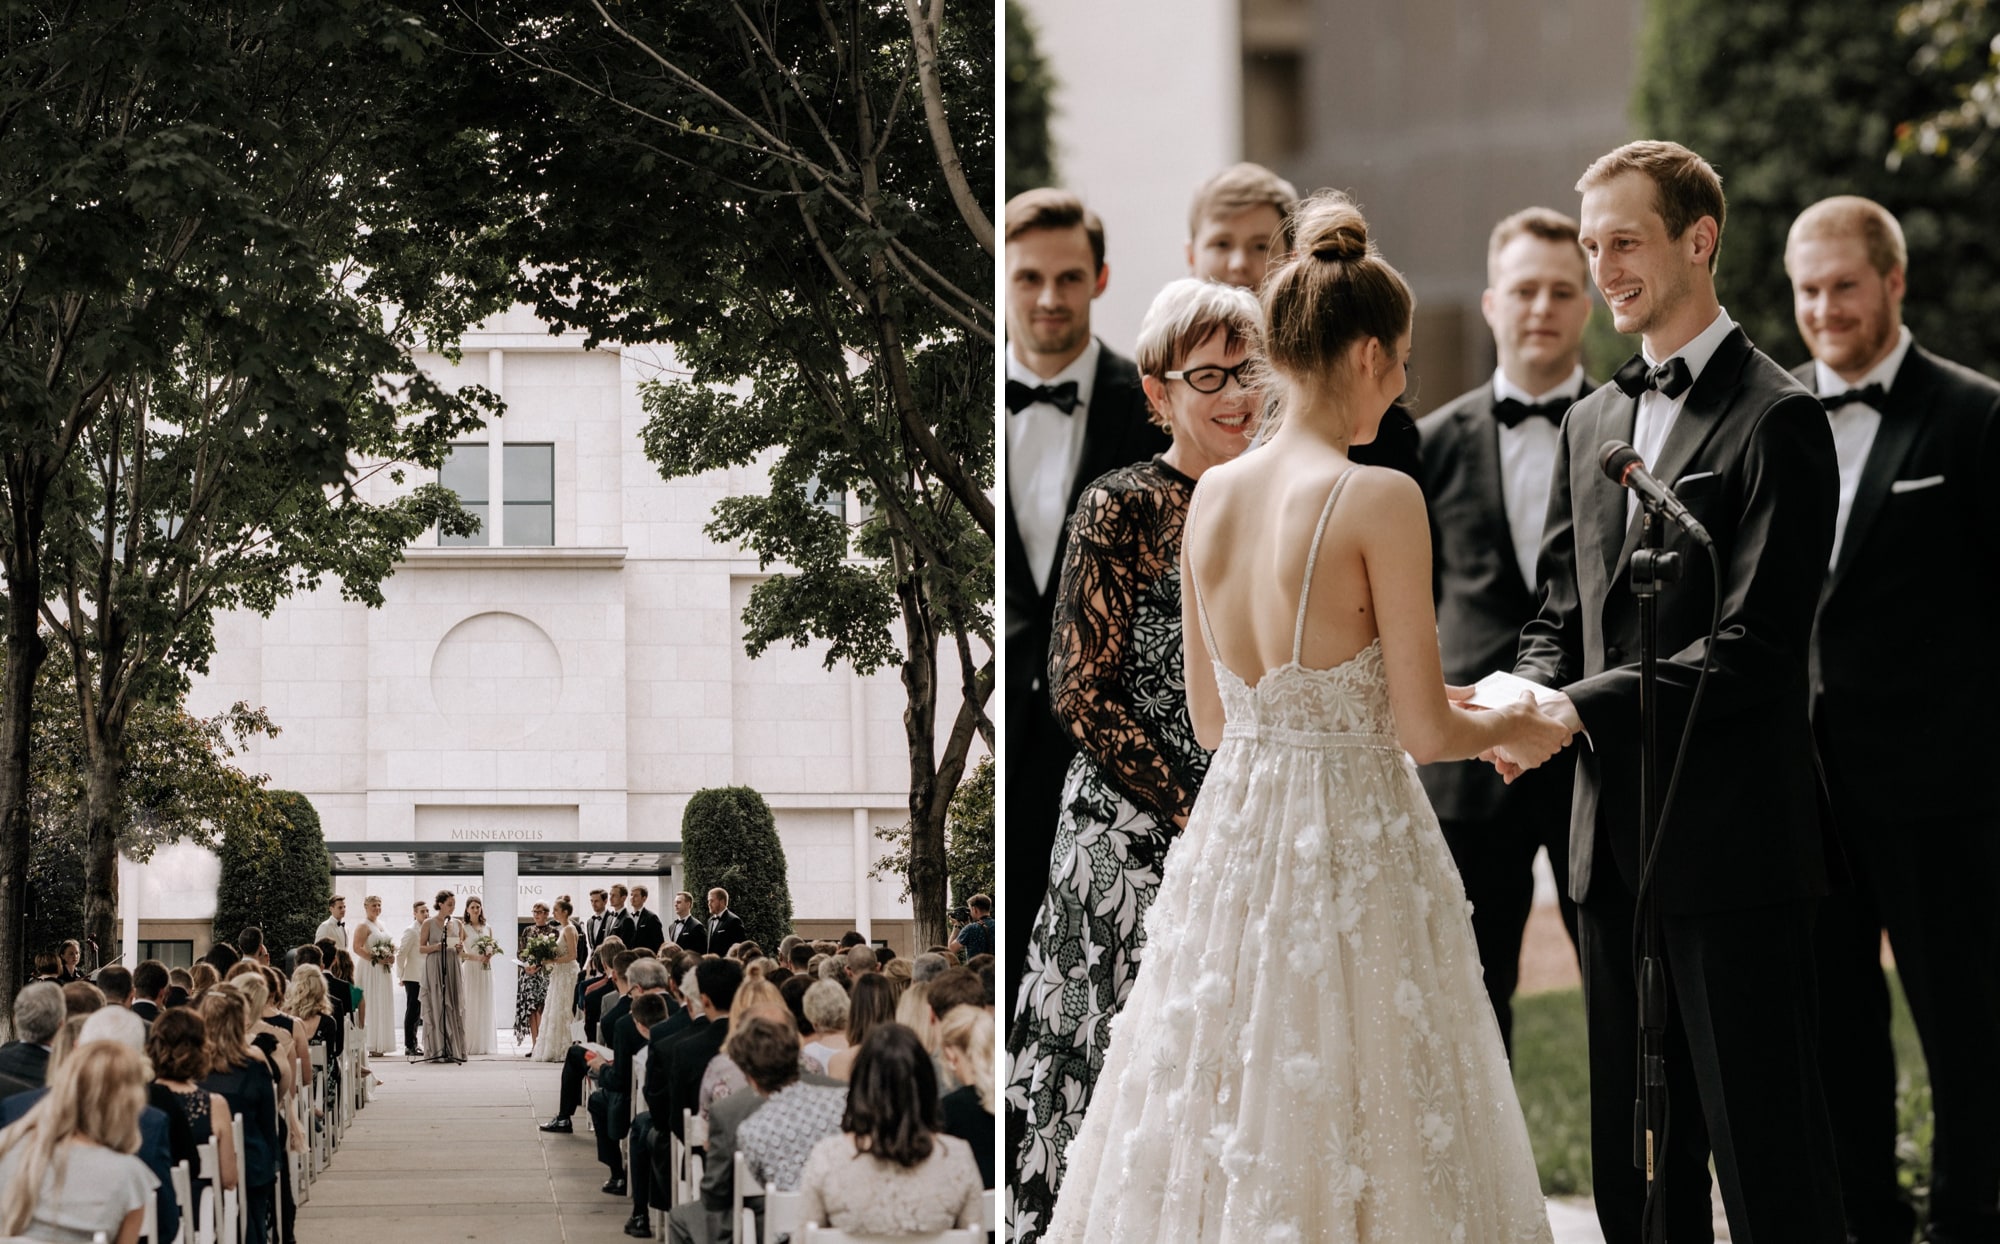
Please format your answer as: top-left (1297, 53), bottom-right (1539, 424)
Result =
top-left (1042, 468), bottom-right (1551, 1243)
top-left (1005, 456), bottom-right (1211, 1244)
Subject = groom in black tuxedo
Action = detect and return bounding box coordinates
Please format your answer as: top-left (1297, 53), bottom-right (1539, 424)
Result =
top-left (1416, 206), bottom-right (1590, 1053)
top-left (1003, 188), bottom-right (1166, 996)
top-left (1508, 141), bottom-right (1844, 1240)
top-left (1785, 195), bottom-right (2000, 1244)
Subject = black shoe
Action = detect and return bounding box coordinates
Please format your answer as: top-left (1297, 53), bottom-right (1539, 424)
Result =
top-left (602, 1176), bottom-right (627, 1196)
top-left (622, 1213), bottom-right (651, 1238)
top-left (407, 1048), bottom-right (423, 1058)
top-left (538, 1117), bottom-right (573, 1133)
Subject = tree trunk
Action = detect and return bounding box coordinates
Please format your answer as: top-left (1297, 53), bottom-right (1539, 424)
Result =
top-left (82, 736), bottom-right (123, 974)
top-left (0, 567), bottom-right (46, 1039)
top-left (896, 559), bottom-right (949, 950)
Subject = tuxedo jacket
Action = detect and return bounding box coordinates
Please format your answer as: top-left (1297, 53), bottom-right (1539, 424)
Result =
top-left (630, 908), bottom-right (665, 953)
top-left (667, 914), bottom-right (708, 954)
top-left (1004, 345), bottom-right (1168, 777)
top-left (1351, 403), bottom-right (1423, 481)
top-left (705, 909), bottom-right (747, 959)
top-left (606, 908), bottom-right (639, 948)
top-left (1416, 382), bottom-right (1587, 822)
top-left (1794, 344), bottom-right (2000, 821)
top-left (582, 911), bottom-right (608, 968)
top-left (664, 1015), bottom-right (731, 1139)
top-left (0, 1039), bottom-right (49, 1093)
top-left (1516, 327), bottom-right (1839, 914)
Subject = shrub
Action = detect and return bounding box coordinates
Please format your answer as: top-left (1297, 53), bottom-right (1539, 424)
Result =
top-left (682, 787), bottom-right (792, 952)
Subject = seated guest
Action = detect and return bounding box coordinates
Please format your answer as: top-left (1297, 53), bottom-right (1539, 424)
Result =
top-left (131, 960), bottom-right (169, 1022)
top-left (661, 958), bottom-right (745, 1141)
top-left (583, 936), bottom-right (628, 1043)
top-left (188, 963), bottom-right (220, 999)
top-left (825, 974), bottom-right (896, 1081)
top-left (937, 1008), bottom-right (995, 1188)
top-left (237, 926), bottom-right (267, 967)
top-left (541, 945), bottom-right (635, 1133)
top-left (148, 1007), bottom-right (239, 1199)
top-left (910, 953), bottom-right (950, 986)
top-left (787, 943), bottom-right (814, 975)
top-left (736, 1015), bottom-right (849, 1193)
top-left (0, 980), bottom-right (63, 1097)
top-left (202, 941), bottom-right (240, 976)
top-left (619, 991), bottom-right (674, 1237)
top-left (697, 979), bottom-right (788, 1117)
top-left (797, 1024), bottom-right (982, 1234)
top-left (587, 955), bottom-right (672, 1197)
top-left (799, 981), bottom-right (850, 1072)
top-left (925, 969), bottom-right (985, 1024)
top-left (199, 992), bottom-right (280, 1244)
top-left (0, 1041), bottom-right (159, 1244)
top-left (96, 965), bottom-right (137, 1012)
top-left (62, 979), bottom-right (105, 1018)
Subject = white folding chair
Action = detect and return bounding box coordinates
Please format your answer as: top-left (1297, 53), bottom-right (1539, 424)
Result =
top-left (684, 1110), bottom-right (708, 1200)
top-left (765, 1190), bottom-right (804, 1244)
top-left (800, 1230), bottom-right (981, 1244)
top-left (980, 1189), bottom-right (996, 1234)
top-left (170, 1159), bottom-right (194, 1244)
top-left (230, 1114), bottom-right (248, 1244)
top-left (732, 1150), bottom-right (765, 1244)
top-left (308, 1044), bottom-right (332, 1174)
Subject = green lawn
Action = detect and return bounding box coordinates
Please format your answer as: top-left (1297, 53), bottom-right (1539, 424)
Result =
top-left (1511, 973), bottom-right (1930, 1202)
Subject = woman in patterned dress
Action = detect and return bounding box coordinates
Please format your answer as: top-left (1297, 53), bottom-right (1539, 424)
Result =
top-left (1005, 278), bottom-right (1265, 1242)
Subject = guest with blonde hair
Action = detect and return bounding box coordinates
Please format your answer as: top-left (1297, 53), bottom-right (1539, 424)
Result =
top-left (825, 973), bottom-right (896, 1082)
top-left (0, 1041), bottom-right (157, 1243)
top-left (937, 1007), bottom-right (994, 1188)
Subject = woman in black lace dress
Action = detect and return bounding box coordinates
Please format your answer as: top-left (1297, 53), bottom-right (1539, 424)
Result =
top-left (1005, 278), bottom-right (1265, 1242)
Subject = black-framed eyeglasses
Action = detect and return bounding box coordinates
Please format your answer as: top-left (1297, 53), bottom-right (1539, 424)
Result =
top-left (1164, 362), bottom-right (1255, 394)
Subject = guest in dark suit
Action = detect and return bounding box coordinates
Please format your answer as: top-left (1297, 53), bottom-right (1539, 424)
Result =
top-left (704, 890), bottom-right (747, 960)
top-left (662, 958), bottom-right (743, 1142)
top-left (628, 886), bottom-right (666, 953)
top-left (1003, 188), bottom-right (1169, 1000)
top-left (1416, 206), bottom-right (1590, 1053)
top-left (606, 884), bottom-right (639, 948)
top-left (0, 980), bottom-right (63, 1098)
top-left (542, 950), bottom-right (634, 1132)
top-left (130, 960), bottom-right (169, 1024)
top-left (666, 891), bottom-right (708, 955)
top-left (1784, 194), bottom-right (2000, 1244)
top-left (588, 957), bottom-right (672, 1199)
top-left (1508, 141), bottom-right (1843, 1241)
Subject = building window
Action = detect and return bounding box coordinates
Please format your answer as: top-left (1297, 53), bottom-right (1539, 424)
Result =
top-left (138, 940), bottom-right (194, 969)
top-left (439, 444), bottom-right (489, 546)
top-left (805, 473), bottom-right (846, 520)
top-left (504, 444), bottom-right (554, 546)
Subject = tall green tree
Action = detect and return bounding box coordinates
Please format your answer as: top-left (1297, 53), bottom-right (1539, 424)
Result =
top-left (1006, 0), bottom-right (1059, 198)
top-left (438, 0), bottom-right (995, 949)
top-left (1634, 0), bottom-right (2000, 374)
top-left (681, 787), bottom-right (793, 954)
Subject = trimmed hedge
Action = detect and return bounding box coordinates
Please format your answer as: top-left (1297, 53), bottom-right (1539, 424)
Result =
top-left (682, 786), bottom-right (792, 952)
top-left (213, 790), bottom-right (331, 956)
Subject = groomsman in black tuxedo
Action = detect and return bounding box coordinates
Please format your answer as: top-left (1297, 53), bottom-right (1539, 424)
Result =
top-left (1508, 141), bottom-right (1844, 1240)
top-left (627, 886), bottom-right (665, 953)
top-left (1188, 162), bottom-right (1422, 481)
top-left (1416, 206), bottom-right (1589, 1053)
top-left (665, 890), bottom-right (708, 954)
top-left (1786, 195), bottom-right (2000, 1244)
top-left (1003, 188), bottom-right (1166, 994)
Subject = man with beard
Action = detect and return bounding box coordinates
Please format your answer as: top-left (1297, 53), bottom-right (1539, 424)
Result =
top-left (1786, 194), bottom-right (2000, 1244)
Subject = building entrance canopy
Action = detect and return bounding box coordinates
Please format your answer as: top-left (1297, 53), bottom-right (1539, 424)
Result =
top-left (324, 841), bottom-right (681, 876)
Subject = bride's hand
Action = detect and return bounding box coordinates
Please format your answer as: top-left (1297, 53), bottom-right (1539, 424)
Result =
top-left (1490, 693), bottom-right (1572, 777)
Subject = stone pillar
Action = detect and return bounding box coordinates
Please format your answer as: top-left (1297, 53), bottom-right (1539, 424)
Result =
top-left (118, 853), bottom-right (140, 970)
top-left (487, 349), bottom-right (507, 546)
top-left (852, 807), bottom-right (872, 941)
top-left (483, 849), bottom-right (518, 1045)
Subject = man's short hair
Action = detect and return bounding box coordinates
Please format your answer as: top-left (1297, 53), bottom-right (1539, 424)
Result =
top-left (787, 942), bottom-right (814, 970)
top-left (1186, 161), bottom-right (1299, 237)
top-left (133, 961), bottom-right (169, 1000)
top-left (609, 884), bottom-right (628, 898)
top-left (1487, 206), bottom-right (1587, 286)
top-left (611, 949), bottom-right (643, 980)
top-left (79, 1005), bottom-right (147, 1052)
top-left (926, 967), bottom-right (985, 1021)
top-left (11, 980), bottom-right (65, 1044)
top-left (1786, 195), bottom-right (1907, 277)
top-left (328, 895), bottom-right (343, 908)
top-left (236, 927), bottom-right (265, 956)
top-left (968, 894), bottom-right (991, 915)
top-left (727, 1014), bottom-right (803, 1094)
top-left (631, 885), bottom-right (648, 901)
top-left (708, 887), bottom-right (729, 905)
top-left (589, 888), bottom-right (608, 901)
top-left (592, 937), bottom-right (627, 973)
top-left (626, 957), bottom-right (671, 992)
top-left (838, 931), bottom-right (866, 949)
top-left (696, 957), bottom-right (747, 1013)
top-left (95, 965), bottom-right (133, 1002)
top-left (843, 944), bottom-right (878, 976)
top-left (630, 992), bottom-right (669, 1030)
top-left (1005, 187), bottom-right (1107, 273)
top-left (1577, 140), bottom-right (1726, 272)
top-left (294, 945), bottom-right (324, 968)
top-left (674, 891), bottom-right (693, 905)
top-left (911, 952), bottom-right (950, 985)
top-left (62, 980), bottom-right (105, 1017)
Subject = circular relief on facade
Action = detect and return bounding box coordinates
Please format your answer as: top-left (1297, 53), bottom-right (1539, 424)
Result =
top-left (429, 612), bottom-right (563, 745)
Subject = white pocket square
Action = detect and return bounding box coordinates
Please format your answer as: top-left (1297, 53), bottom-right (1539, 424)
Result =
top-left (1673, 471), bottom-right (1716, 487)
top-left (1890, 475), bottom-right (1945, 494)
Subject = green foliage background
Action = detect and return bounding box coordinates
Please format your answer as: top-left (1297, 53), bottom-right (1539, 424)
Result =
top-left (212, 790), bottom-right (330, 957)
top-left (681, 787), bottom-right (794, 953)
top-left (1006, 0), bottom-right (1059, 198)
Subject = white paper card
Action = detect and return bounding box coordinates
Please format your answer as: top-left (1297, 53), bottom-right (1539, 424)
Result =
top-left (1465, 670), bottom-right (1563, 711)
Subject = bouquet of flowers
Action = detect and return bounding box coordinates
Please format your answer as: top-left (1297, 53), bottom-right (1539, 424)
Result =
top-left (472, 933), bottom-right (502, 961)
top-left (366, 934), bottom-right (396, 968)
top-left (519, 931), bottom-right (560, 970)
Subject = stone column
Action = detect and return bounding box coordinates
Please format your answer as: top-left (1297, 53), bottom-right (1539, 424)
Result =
top-left (851, 808), bottom-right (872, 941)
top-left (487, 349), bottom-right (507, 545)
top-left (483, 849), bottom-right (519, 1045)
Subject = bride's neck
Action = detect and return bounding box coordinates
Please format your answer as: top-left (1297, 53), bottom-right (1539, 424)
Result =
top-left (1269, 390), bottom-right (1360, 453)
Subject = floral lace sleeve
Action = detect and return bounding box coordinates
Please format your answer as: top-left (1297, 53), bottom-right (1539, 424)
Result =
top-left (1047, 466), bottom-right (1196, 823)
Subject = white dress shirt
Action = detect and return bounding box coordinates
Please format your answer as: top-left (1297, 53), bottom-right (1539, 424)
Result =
top-left (1815, 325), bottom-right (1912, 569)
top-left (1492, 365), bottom-right (1584, 591)
top-left (1006, 339), bottom-right (1101, 595)
top-left (314, 916), bottom-right (345, 946)
top-left (1629, 308), bottom-right (1738, 526)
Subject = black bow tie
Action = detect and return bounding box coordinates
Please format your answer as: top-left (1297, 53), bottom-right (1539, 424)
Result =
top-left (1007, 379), bottom-right (1080, 414)
top-left (1613, 354), bottom-right (1695, 400)
top-left (1493, 395), bottom-right (1573, 428)
top-left (336, 922), bottom-right (345, 929)
top-left (1821, 383), bottom-right (1889, 411)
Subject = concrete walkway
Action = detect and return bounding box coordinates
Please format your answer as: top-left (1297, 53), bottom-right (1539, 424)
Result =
top-left (297, 1051), bottom-right (641, 1244)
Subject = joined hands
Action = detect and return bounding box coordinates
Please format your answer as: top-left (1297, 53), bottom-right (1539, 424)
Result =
top-left (1447, 683), bottom-right (1581, 783)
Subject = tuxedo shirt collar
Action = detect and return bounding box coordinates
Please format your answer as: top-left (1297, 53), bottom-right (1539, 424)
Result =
top-left (1492, 363), bottom-right (1586, 407)
top-left (1005, 337), bottom-right (1101, 414)
top-left (1814, 325), bottom-right (1913, 400)
top-left (1642, 306), bottom-right (1735, 384)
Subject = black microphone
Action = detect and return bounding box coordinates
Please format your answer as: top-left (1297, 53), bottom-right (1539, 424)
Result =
top-left (1598, 440), bottom-right (1713, 547)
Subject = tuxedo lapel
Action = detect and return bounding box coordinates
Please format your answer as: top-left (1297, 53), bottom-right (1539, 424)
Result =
top-left (1824, 350), bottom-right (1937, 601)
top-left (1585, 397), bottom-right (1636, 582)
top-left (1612, 330), bottom-right (1748, 579)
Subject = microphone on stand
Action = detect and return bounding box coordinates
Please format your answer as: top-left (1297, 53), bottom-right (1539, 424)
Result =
top-left (1599, 440), bottom-right (1713, 547)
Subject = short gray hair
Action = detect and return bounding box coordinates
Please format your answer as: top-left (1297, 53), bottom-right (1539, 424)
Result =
top-left (1133, 278), bottom-right (1265, 383)
top-left (80, 1005), bottom-right (148, 1053)
top-left (11, 981), bottom-right (64, 1044)
top-left (843, 944), bottom-right (877, 975)
top-left (626, 957), bottom-right (671, 992)
top-left (911, 953), bottom-right (951, 985)
top-left (802, 980), bottom-right (850, 1033)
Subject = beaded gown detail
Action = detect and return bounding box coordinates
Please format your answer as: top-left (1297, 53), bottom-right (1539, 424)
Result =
top-left (1042, 469), bottom-right (1551, 1244)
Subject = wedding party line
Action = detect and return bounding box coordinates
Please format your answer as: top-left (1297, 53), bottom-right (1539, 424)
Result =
top-left (1002, 138), bottom-right (1996, 1242)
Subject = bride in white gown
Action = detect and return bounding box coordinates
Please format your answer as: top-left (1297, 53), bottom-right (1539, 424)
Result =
top-left (528, 897), bottom-right (581, 1062)
top-left (1044, 193), bottom-right (1571, 1243)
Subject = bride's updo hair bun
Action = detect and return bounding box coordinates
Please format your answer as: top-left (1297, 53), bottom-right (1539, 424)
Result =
top-left (1262, 190), bottom-right (1412, 389)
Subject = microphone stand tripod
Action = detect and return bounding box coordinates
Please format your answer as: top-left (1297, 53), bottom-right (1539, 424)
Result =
top-left (1631, 505), bottom-right (1679, 1244)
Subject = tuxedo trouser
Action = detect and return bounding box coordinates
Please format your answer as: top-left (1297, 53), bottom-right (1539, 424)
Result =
top-left (588, 1088), bottom-right (626, 1173)
top-left (1814, 811), bottom-right (2000, 1244)
top-left (402, 981), bottom-right (422, 1051)
top-left (631, 1112), bottom-right (668, 1215)
top-left (1439, 801), bottom-right (1579, 1055)
top-left (558, 1045), bottom-right (591, 1118)
top-left (1582, 892), bottom-right (1845, 1243)
top-left (1005, 691), bottom-right (1070, 1007)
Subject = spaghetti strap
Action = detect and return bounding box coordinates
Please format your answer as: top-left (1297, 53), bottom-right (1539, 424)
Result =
top-left (1184, 482), bottom-right (1222, 665)
top-left (1293, 466), bottom-right (1360, 664)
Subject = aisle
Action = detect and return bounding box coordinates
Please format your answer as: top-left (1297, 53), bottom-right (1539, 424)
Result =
top-left (296, 1049), bottom-right (640, 1243)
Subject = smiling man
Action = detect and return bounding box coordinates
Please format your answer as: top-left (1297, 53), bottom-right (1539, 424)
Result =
top-left (1506, 140), bottom-right (1844, 1241)
top-left (1786, 195), bottom-right (2000, 1244)
top-left (1414, 207), bottom-right (1591, 1054)
top-left (1002, 188), bottom-right (1165, 1003)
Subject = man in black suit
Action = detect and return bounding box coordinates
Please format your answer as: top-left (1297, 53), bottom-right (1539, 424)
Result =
top-left (1003, 188), bottom-right (1169, 997)
top-left (703, 888), bottom-right (746, 960)
top-left (1416, 206), bottom-right (1590, 1054)
top-left (0, 979), bottom-right (62, 1096)
top-left (606, 884), bottom-right (639, 947)
top-left (628, 885), bottom-right (665, 953)
top-left (130, 959), bottom-right (168, 1023)
top-left (542, 950), bottom-right (635, 1133)
top-left (588, 956), bottom-right (672, 1198)
top-left (661, 957), bottom-right (742, 1143)
top-left (1785, 195), bottom-right (2000, 1244)
top-left (1507, 141), bottom-right (1844, 1240)
top-left (665, 890), bottom-right (707, 955)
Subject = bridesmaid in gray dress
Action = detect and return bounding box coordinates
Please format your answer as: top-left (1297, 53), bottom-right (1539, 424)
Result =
top-left (418, 890), bottom-right (467, 1063)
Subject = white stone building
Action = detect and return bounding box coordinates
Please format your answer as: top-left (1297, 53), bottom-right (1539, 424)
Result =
top-left (128, 308), bottom-right (969, 1019)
